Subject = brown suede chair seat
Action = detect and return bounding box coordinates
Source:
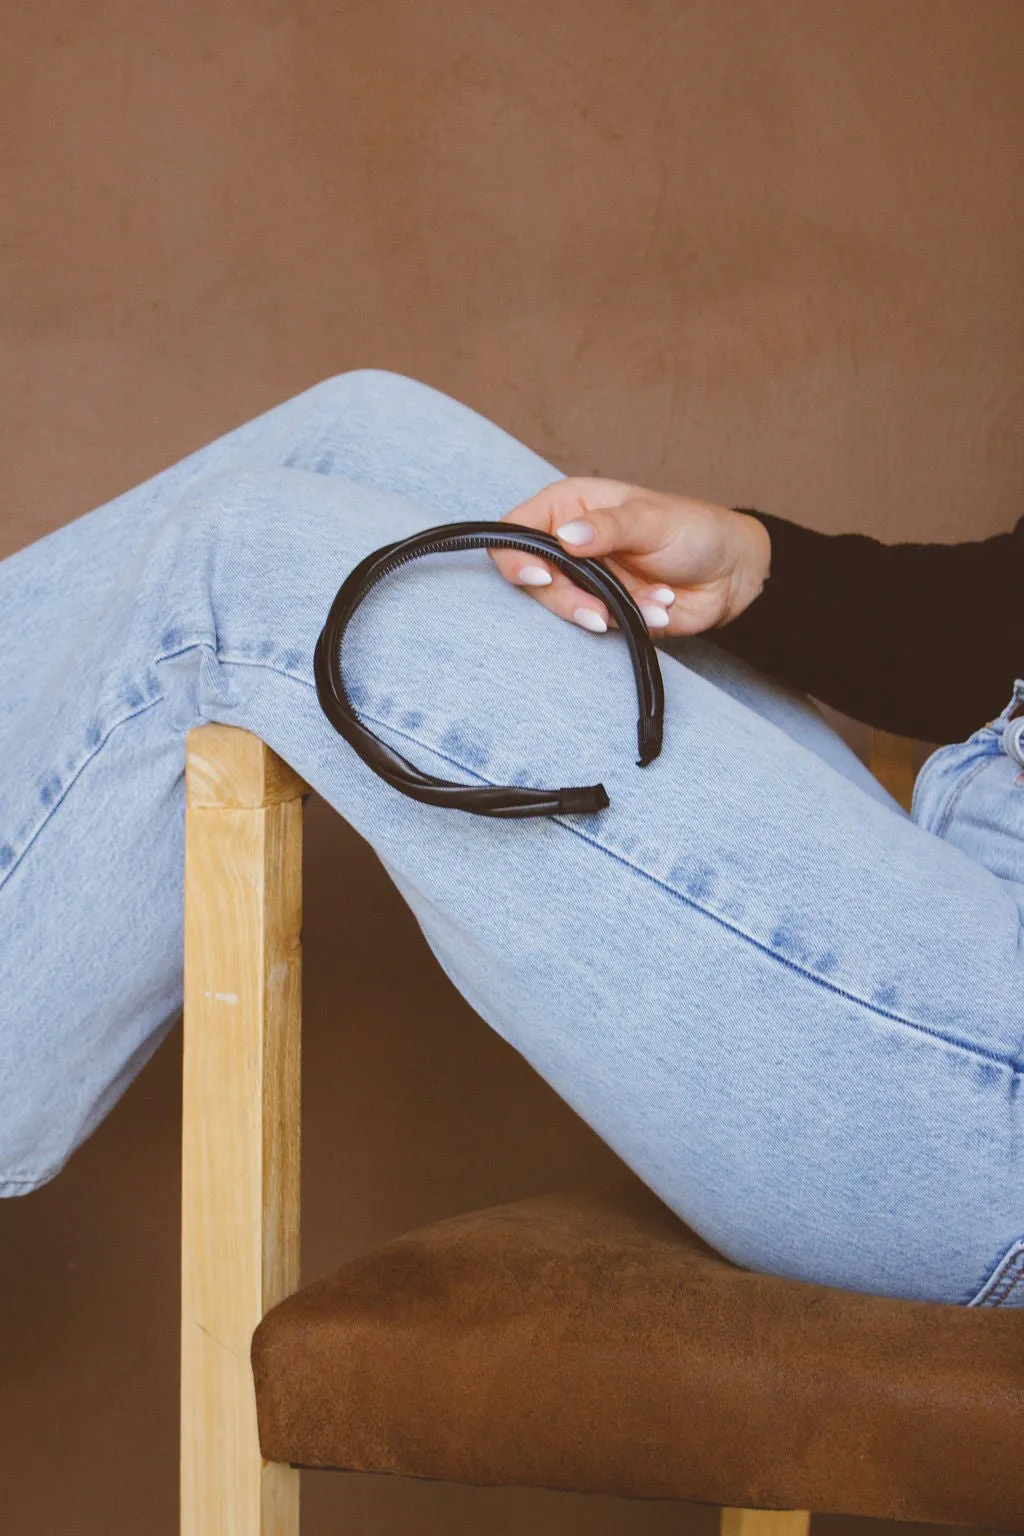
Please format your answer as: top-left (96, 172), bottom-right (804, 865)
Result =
top-left (251, 1175), bottom-right (1024, 1530)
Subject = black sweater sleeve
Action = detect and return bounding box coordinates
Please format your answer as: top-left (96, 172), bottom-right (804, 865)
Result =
top-left (709, 509), bottom-right (1024, 744)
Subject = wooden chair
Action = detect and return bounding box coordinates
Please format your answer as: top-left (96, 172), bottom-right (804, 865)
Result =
top-left (179, 723), bottom-right (1024, 1536)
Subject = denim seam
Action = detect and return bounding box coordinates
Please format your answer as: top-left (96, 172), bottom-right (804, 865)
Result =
top-left (932, 756), bottom-right (993, 840)
top-left (9, 645), bottom-right (1020, 1078)
top-left (909, 730), bottom-right (996, 825)
top-left (968, 1243), bottom-right (1024, 1307)
top-left (318, 691), bottom-right (1024, 1077)
top-left (910, 760), bottom-right (923, 822)
top-left (0, 694), bottom-right (166, 895)
top-left (988, 1256), bottom-right (1024, 1304)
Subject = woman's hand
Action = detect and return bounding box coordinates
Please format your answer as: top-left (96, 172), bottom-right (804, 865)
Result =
top-left (486, 476), bottom-right (771, 636)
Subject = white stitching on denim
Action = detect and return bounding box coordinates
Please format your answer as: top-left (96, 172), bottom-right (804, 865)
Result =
top-left (985, 1252), bottom-right (1024, 1306)
top-left (0, 694), bottom-right (165, 895)
top-left (967, 1240), bottom-right (1024, 1307)
top-left (346, 703), bottom-right (1024, 1075)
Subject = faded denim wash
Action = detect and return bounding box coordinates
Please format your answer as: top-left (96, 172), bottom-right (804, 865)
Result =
top-left (1, 370), bottom-right (1022, 1310)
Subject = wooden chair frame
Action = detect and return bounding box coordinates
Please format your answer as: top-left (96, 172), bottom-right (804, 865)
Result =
top-left (179, 721), bottom-right (916, 1536)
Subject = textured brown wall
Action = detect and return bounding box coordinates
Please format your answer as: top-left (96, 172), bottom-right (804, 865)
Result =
top-left (1, 2), bottom-right (1021, 1534)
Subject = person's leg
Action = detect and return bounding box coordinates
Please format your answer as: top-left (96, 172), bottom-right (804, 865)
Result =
top-left (2, 372), bottom-right (1021, 1314)
top-left (0, 366), bottom-right (902, 808)
top-left (0, 366), bottom-right (919, 812)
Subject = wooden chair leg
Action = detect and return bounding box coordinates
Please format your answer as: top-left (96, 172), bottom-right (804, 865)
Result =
top-left (181, 724), bottom-right (308, 1536)
top-left (720, 1510), bottom-right (811, 1536)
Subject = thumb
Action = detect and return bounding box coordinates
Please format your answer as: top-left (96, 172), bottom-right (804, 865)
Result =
top-left (551, 494), bottom-right (673, 566)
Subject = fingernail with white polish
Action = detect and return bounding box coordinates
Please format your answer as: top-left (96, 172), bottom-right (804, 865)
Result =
top-left (641, 603), bottom-right (670, 628)
top-left (573, 607), bottom-right (607, 633)
top-left (558, 521), bottom-right (595, 545)
top-left (651, 587), bottom-right (676, 606)
top-left (518, 565), bottom-right (553, 586)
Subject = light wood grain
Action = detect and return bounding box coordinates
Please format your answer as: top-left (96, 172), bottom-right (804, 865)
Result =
top-left (181, 724), bottom-right (305, 1536)
top-left (720, 1510), bottom-right (811, 1536)
top-left (869, 728), bottom-right (917, 813)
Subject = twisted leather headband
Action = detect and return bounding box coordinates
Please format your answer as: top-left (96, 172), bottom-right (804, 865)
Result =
top-left (313, 520), bottom-right (666, 818)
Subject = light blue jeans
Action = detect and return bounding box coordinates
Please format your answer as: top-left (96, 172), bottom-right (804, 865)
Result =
top-left (2, 370), bottom-right (1022, 1311)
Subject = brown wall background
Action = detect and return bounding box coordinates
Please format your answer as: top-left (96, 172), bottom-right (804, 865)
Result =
top-left (1, 2), bottom-right (1022, 1533)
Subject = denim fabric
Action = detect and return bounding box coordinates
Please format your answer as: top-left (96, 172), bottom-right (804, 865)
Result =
top-left (1, 370), bottom-right (1022, 1310)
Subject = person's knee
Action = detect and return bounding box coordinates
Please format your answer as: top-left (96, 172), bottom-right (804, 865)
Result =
top-left (176, 467), bottom-right (283, 551)
top-left (165, 464), bottom-right (425, 650)
top-left (304, 366), bottom-right (454, 419)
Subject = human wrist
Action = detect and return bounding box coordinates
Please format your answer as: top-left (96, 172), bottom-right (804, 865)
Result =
top-left (723, 508), bottom-right (772, 623)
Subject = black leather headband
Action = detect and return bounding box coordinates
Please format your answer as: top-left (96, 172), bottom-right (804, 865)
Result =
top-left (313, 520), bottom-right (665, 818)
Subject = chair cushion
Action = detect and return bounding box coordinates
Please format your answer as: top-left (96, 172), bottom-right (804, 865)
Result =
top-left (251, 1176), bottom-right (1024, 1527)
